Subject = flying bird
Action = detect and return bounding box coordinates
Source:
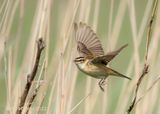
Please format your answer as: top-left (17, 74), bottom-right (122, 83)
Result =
top-left (74, 22), bottom-right (131, 91)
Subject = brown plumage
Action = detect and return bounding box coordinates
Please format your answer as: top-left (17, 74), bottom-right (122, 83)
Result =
top-left (74, 22), bottom-right (131, 91)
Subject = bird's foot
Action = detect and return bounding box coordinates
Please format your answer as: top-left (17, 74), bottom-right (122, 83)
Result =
top-left (98, 79), bottom-right (107, 92)
top-left (99, 84), bottom-right (104, 91)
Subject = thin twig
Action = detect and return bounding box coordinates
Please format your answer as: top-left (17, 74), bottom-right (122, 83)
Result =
top-left (67, 92), bottom-right (92, 114)
top-left (25, 85), bottom-right (41, 114)
top-left (126, 65), bottom-right (149, 113)
top-left (135, 76), bottom-right (160, 105)
top-left (25, 60), bottom-right (46, 114)
top-left (16, 38), bottom-right (45, 114)
top-left (145, 0), bottom-right (158, 61)
top-left (126, 0), bottom-right (158, 113)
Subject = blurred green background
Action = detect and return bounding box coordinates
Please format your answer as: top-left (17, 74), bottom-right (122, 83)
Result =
top-left (0, 0), bottom-right (155, 114)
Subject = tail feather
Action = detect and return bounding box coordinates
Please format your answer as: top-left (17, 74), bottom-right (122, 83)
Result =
top-left (107, 67), bottom-right (131, 80)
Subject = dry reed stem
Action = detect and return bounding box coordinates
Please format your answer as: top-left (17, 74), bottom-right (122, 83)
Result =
top-left (114, 1), bottom-right (153, 113)
top-left (84, 0), bottom-right (100, 114)
top-left (11, 1), bottom-right (41, 111)
top-left (110, 0), bottom-right (128, 47)
top-left (66, 59), bottom-right (78, 114)
top-left (45, 10), bottom-right (56, 113)
top-left (1, 0), bottom-right (20, 113)
top-left (36, 96), bottom-right (45, 114)
top-left (54, 0), bottom-right (80, 114)
top-left (2, 0), bottom-right (19, 36)
top-left (12, 0), bottom-right (25, 78)
top-left (25, 85), bottom-right (40, 114)
top-left (0, 0), bottom-right (6, 15)
top-left (26, 0), bottom-right (51, 113)
top-left (0, 0), bottom-right (7, 29)
top-left (145, 0), bottom-right (158, 62)
top-left (67, 92), bottom-right (92, 114)
top-left (107, 0), bottom-right (114, 47)
top-left (129, 0), bottom-right (140, 78)
top-left (45, 4), bottom-right (80, 114)
top-left (16, 38), bottom-right (45, 114)
top-left (6, 44), bottom-right (12, 113)
top-left (126, 65), bottom-right (149, 114)
top-left (126, 0), bottom-right (158, 113)
top-left (30, 2), bottom-right (78, 110)
top-left (25, 60), bottom-right (46, 114)
top-left (46, 73), bottom-right (58, 114)
top-left (4, 42), bottom-right (11, 113)
top-left (135, 76), bottom-right (160, 105)
top-left (55, 0), bottom-right (81, 113)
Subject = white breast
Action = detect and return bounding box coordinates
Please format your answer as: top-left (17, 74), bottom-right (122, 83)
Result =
top-left (76, 60), bottom-right (88, 71)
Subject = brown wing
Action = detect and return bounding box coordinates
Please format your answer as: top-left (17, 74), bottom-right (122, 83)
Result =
top-left (74, 22), bottom-right (104, 58)
top-left (91, 44), bottom-right (128, 65)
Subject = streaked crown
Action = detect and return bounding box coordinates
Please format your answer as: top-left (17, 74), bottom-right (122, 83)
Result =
top-left (74, 57), bottom-right (86, 64)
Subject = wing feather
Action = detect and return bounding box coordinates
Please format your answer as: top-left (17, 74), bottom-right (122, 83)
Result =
top-left (91, 44), bottom-right (128, 65)
top-left (74, 22), bottom-right (104, 58)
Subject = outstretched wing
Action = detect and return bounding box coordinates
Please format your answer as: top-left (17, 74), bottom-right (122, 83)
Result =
top-left (91, 44), bottom-right (128, 65)
top-left (74, 22), bottom-right (104, 58)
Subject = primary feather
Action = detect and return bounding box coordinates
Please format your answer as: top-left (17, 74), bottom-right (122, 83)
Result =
top-left (74, 22), bottom-right (104, 58)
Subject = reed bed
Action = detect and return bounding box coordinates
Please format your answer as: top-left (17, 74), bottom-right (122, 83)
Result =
top-left (0, 0), bottom-right (160, 114)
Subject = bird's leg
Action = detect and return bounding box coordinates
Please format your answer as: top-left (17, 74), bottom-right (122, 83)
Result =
top-left (98, 77), bottom-right (107, 92)
top-left (101, 79), bottom-right (107, 86)
top-left (99, 79), bottom-right (104, 91)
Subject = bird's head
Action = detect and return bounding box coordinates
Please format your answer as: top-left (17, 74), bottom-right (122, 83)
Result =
top-left (74, 57), bottom-right (86, 65)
